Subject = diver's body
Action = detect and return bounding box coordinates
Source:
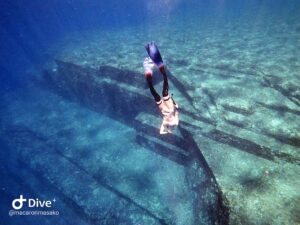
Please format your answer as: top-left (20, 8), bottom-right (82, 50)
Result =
top-left (143, 42), bottom-right (179, 134)
top-left (159, 96), bottom-right (179, 134)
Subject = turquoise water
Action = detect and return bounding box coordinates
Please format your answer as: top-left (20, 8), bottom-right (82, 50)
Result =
top-left (0, 1), bottom-right (300, 224)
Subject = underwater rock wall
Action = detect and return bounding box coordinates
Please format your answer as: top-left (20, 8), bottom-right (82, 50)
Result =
top-left (32, 60), bottom-right (230, 224)
top-left (30, 54), bottom-right (300, 225)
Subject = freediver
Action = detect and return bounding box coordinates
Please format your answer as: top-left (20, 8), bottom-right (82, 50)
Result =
top-left (143, 41), bottom-right (179, 134)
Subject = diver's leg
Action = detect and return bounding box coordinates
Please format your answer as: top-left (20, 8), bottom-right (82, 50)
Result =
top-left (161, 69), bottom-right (169, 99)
top-left (146, 75), bottom-right (162, 104)
top-left (161, 69), bottom-right (176, 110)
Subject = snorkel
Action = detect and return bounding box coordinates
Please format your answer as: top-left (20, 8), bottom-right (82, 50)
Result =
top-left (145, 41), bottom-right (166, 75)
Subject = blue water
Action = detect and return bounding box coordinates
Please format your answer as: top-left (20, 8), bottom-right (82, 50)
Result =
top-left (1, 1), bottom-right (300, 225)
top-left (0, 0), bottom-right (299, 85)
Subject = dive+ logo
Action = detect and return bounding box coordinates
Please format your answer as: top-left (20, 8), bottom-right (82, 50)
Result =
top-left (12, 195), bottom-right (55, 210)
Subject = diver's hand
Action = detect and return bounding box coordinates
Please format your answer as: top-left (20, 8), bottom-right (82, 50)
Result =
top-left (167, 129), bottom-right (173, 133)
top-left (160, 130), bottom-right (168, 135)
top-left (160, 123), bottom-right (168, 134)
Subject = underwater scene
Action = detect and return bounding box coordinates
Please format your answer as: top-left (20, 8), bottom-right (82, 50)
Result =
top-left (0, 0), bottom-right (299, 224)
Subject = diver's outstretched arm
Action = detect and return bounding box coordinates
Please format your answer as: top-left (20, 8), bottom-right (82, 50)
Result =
top-left (160, 123), bottom-right (168, 134)
top-left (171, 94), bottom-right (179, 109)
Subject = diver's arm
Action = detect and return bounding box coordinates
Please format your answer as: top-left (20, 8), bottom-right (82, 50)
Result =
top-left (160, 122), bottom-right (168, 134)
top-left (174, 110), bottom-right (179, 126)
top-left (171, 94), bottom-right (179, 109)
top-left (174, 102), bottom-right (179, 109)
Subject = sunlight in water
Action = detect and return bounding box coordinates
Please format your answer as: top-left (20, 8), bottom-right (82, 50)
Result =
top-left (146, 0), bottom-right (181, 19)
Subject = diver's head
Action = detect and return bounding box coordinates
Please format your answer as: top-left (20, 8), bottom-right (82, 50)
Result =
top-left (145, 41), bottom-right (164, 69)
